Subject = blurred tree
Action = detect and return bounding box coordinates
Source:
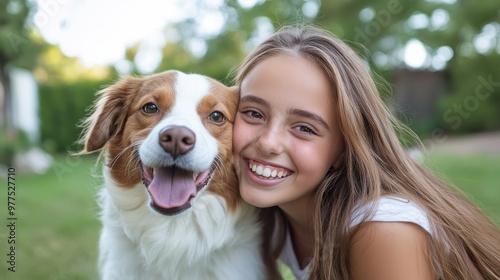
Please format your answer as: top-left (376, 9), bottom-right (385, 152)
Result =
top-left (145, 0), bottom-right (313, 83)
top-left (152, 0), bottom-right (499, 134)
top-left (0, 0), bottom-right (44, 134)
top-left (34, 44), bottom-right (115, 83)
top-left (158, 31), bottom-right (248, 83)
top-left (314, 0), bottom-right (500, 134)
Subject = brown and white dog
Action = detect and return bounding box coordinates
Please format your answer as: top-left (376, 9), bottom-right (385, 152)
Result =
top-left (79, 70), bottom-right (265, 279)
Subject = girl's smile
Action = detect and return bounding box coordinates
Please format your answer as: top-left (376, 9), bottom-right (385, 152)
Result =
top-left (242, 158), bottom-right (294, 187)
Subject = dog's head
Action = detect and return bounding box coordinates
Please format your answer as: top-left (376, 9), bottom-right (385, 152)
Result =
top-left (79, 70), bottom-right (240, 215)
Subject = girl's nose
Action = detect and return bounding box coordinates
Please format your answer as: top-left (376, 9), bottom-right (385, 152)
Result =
top-left (256, 125), bottom-right (285, 155)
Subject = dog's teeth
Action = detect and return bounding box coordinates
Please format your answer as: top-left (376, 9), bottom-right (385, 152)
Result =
top-left (271, 170), bottom-right (277, 177)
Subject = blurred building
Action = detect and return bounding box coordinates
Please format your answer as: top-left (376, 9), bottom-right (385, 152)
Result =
top-left (10, 67), bottom-right (40, 143)
top-left (0, 67), bottom-right (52, 173)
top-left (391, 69), bottom-right (450, 124)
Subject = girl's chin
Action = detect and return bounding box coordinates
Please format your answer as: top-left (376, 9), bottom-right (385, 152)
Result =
top-left (239, 185), bottom-right (279, 208)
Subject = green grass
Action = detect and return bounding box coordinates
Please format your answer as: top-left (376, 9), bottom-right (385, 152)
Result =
top-left (1, 153), bottom-right (499, 279)
top-left (424, 153), bottom-right (500, 225)
top-left (1, 154), bottom-right (101, 280)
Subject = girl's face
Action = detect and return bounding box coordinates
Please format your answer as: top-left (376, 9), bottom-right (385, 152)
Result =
top-left (233, 54), bottom-right (344, 210)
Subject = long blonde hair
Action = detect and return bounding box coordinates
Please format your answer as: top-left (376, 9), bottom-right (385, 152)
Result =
top-left (236, 25), bottom-right (500, 279)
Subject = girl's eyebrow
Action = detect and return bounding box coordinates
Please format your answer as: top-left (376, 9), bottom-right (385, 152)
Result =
top-left (240, 94), bottom-right (330, 130)
top-left (239, 95), bottom-right (270, 107)
top-left (288, 108), bottom-right (330, 130)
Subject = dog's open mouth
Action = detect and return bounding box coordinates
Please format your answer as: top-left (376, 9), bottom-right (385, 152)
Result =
top-left (140, 163), bottom-right (213, 216)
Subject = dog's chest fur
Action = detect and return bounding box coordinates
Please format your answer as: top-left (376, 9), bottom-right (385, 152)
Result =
top-left (98, 177), bottom-right (262, 279)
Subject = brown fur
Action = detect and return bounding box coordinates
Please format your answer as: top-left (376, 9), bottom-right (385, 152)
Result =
top-left (200, 80), bottom-right (240, 211)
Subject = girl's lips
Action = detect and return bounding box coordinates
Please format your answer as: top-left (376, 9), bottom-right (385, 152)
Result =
top-left (243, 158), bottom-right (293, 187)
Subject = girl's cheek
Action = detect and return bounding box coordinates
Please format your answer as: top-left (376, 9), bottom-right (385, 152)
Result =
top-left (233, 117), bottom-right (247, 150)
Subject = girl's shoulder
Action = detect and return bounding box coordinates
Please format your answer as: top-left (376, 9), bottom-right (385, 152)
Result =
top-left (349, 196), bottom-right (436, 279)
top-left (279, 196), bottom-right (436, 280)
top-left (350, 221), bottom-right (435, 280)
top-left (350, 196), bottom-right (432, 234)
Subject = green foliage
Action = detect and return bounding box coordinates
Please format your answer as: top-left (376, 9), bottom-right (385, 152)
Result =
top-left (150, 31), bottom-right (247, 85)
top-left (437, 54), bottom-right (500, 133)
top-left (1, 0), bottom-right (45, 133)
top-left (0, 0), bottom-right (44, 69)
top-left (38, 79), bottom-right (111, 153)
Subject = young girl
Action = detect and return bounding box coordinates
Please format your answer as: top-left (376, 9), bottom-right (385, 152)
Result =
top-left (232, 25), bottom-right (500, 279)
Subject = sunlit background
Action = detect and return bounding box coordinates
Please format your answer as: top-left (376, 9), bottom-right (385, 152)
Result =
top-left (1, 0), bottom-right (499, 279)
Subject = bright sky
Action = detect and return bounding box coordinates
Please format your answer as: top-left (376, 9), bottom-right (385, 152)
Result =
top-left (34, 0), bottom-right (228, 73)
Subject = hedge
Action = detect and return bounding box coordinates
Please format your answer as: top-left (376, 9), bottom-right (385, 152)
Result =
top-left (39, 79), bottom-right (112, 153)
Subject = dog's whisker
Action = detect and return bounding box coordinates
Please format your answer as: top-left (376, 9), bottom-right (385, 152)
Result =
top-left (213, 156), bottom-right (227, 180)
top-left (124, 154), bottom-right (139, 175)
top-left (108, 141), bottom-right (143, 169)
top-left (124, 145), bottom-right (143, 175)
top-left (212, 156), bottom-right (221, 172)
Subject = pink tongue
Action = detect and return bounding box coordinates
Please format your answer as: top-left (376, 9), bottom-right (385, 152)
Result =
top-left (148, 167), bottom-right (196, 209)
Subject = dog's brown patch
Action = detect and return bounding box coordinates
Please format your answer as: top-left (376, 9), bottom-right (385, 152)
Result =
top-left (198, 79), bottom-right (239, 211)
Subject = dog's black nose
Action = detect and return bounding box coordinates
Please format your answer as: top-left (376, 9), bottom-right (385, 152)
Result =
top-left (159, 126), bottom-right (196, 158)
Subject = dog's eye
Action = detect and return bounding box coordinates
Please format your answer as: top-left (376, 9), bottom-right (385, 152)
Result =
top-left (142, 103), bottom-right (159, 114)
top-left (208, 111), bottom-right (226, 124)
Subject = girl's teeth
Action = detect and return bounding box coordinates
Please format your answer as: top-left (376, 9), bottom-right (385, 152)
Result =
top-left (263, 168), bottom-right (271, 177)
top-left (248, 161), bottom-right (290, 179)
top-left (256, 165), bottom-right (263, 175)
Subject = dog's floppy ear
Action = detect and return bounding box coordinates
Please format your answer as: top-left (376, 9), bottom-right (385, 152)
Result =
top-left (78, 76), bottom-right (142, 154)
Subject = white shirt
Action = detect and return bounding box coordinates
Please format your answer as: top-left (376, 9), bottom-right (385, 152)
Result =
top-left (279, 196), bottom-right (432, 280)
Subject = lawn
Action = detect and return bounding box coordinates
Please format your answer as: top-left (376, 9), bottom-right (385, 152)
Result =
top-left (1, 152), bottom-right (499, 279)
top-left (1, 154), bottom-right (102, 280)
top-left (424, 153), bottom-right (500, 225)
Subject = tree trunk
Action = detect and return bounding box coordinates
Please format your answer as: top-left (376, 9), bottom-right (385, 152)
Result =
top-left (0, 63), bottom-right (16, 136)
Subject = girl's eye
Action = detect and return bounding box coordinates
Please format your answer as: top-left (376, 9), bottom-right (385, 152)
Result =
top-left (244, 110), bottom-right (263, 119)
top-left (208, 111), bottom-right (226, 124)
top-left (295, 125), bottom-right (316, 135)
top-left (142, 103), bottom-right (159, 114)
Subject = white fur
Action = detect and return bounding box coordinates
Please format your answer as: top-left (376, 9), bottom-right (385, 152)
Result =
top-left (97, 72), bottom-right (264, 279)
